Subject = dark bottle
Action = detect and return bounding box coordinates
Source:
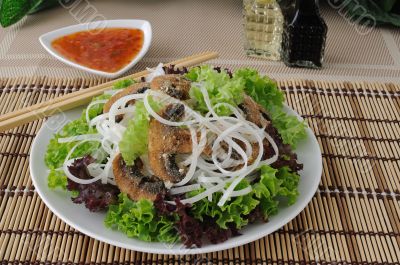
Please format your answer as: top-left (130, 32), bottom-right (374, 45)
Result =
top-left (282, 0), bottom-right (327, 68)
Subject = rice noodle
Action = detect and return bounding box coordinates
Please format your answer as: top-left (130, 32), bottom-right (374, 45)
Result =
top-left (58, 134), bottom-right (102, 143)
top-left (85, 100), bottom-right (108, 124)
top-left (174, 127), bottom-right (207, 186)
top-left (169, 184), bottom-right (201, 195)
top-left (211, 123), bottom-right (249, 176)
top-left (63, 158), bottom-right (104, 184)
top-left (145, 63), bottom-right (165, 82)
top-left (87, 163), bottom-right (105, 177)
top-left (101, 152), bottom-right (117, 184)
top-left (216, 119), bottom-right (266, 206)
top-left (143, 92), bottom-right (200, 127)
top-left (63, 139), bottom-right (105, 184)
top-left (197, 174), bottom-right (225, 184)
top-left (228, 186), bottom-right (253, 197)
top-left (167, 181), bottom-right (227, 205)
top-left (90, 113), bottom-right (109, 127)
top-left (108, 94), bottom-right (146, 126)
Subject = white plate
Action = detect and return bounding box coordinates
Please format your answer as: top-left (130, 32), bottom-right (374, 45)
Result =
top-left (30, 105), bottom-right (322, 255)
top-left (39, 19), bottom-right (152, 78)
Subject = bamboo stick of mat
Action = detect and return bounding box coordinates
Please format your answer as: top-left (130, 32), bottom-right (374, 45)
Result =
top-left (0, 51), bottom-right (218, 132)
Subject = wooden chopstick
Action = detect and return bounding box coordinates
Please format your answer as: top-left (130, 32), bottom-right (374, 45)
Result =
top-left (0, 51), bottom-right (218, 132)
top-left (0, 51), bottom-right (217, 123)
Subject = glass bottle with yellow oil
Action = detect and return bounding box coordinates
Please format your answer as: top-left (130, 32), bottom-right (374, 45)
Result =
top-left (243, 0), bottom-right (284, 61)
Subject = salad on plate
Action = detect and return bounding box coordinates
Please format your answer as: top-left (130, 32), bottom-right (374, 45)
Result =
top-left (44, 65), bottom-right (307, 247)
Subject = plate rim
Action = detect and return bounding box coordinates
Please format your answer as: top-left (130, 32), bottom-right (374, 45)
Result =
top-left (30, 104), bottom-right (322, 255)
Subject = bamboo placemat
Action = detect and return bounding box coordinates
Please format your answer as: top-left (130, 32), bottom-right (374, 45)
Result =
top-left (0, 77), bottom-right (399, 264)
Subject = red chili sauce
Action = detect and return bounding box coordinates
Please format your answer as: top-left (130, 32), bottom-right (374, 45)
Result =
top-left (52, 28), bottom-right (144, 73)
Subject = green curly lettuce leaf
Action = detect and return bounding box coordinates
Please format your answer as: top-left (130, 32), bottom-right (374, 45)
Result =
top-left (268, 105), bottom-right (308, 149)
top-left (119, 101), bottom-right (149, 165)
top-left (188, 180), bottom-right (259, 229)
top-left (233, 68), bottom-right (284, 109)
top-left (253, 165), bottom-right (280, 217)
top-left (119, 98), bottom-right (161, 165)
top-left (45, 94), bottom-right (111, 170)
top-left (44, 118), bottom-right (97, 170)
top-left (47, 169), bottom-right (67, 190)
top-left (113, 78), bottom-right (136, 90)
top-left (253, 165), bottom-right (300, 219)
top-left (87, 94), bottom-right (112, 121)
top-left (186, 65), bottom-right (245, 116)
top-left (105, 194), bottom-right (179, 243)
top-left (275, 165), bottom-right (300, 205)
top-left (189, 165), bottom-right (300, 228)
top-left (233, 68), bottom-right (307, 148)
top-left (186, 66), bottom-right (306, 148)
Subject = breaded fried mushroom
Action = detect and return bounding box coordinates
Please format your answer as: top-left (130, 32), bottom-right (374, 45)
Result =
top-left (150, 74), bottom-right (191, 100)
top-left (148, 104), bottom-right (189, 183)
top-left (113, 153), bottom-right (165, 201)
top-left (148, 103), bottom-right (211, 183)
top-left (103, 82), bottom-right (150, 113)
top-left (239, 95), bottom-right (270, 128)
